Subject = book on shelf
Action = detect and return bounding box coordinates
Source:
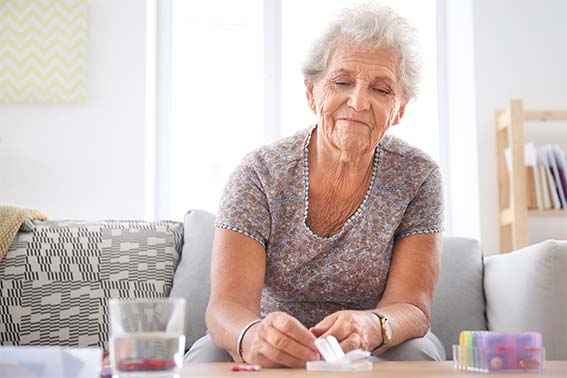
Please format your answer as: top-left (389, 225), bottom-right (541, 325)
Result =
top-left (525, 144), bottom-right (540, 209)
top-left (538, 160), bottom-right (552, 209)
top-left (547, 145), bottom-right (567, 209)
top-left (538, 146), bottom-right (561, 210)
top-left (505, 144), bottom-right (567, 210)
top-left (552, 145), bottom-right (567, 207)
top-left (505, 144), bottom-right (538, 209)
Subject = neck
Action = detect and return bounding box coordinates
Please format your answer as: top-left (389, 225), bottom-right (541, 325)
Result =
top-left (309, 129), bottom-right (376, 197)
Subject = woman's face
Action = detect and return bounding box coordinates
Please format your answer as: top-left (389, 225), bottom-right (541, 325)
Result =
top-left (306, 45), bottom-right (406, 155)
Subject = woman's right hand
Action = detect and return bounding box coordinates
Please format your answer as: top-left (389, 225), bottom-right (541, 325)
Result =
top-left (240, 312), bottom-right (320, 368)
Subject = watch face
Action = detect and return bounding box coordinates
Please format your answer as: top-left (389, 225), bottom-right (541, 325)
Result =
top-left (380, 316), bottom-right (392, 342)
top-left (384, 321), bottom-right (392, 340)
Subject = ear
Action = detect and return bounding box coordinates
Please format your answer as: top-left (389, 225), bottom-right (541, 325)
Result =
top-left (392, 103), bottom-right (406, 125)
top-left (305, 79), bottom-right (316, 112)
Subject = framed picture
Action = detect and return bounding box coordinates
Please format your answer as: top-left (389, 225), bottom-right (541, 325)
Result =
top-left (0, 0), bottom-right (87, 103)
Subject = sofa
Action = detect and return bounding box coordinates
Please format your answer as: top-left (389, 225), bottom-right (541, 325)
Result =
top-left (1, 209), bottom-right (566, 360)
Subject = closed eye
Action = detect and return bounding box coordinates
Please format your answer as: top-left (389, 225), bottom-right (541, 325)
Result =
top-left (373, 87), bottom-right (391, 95)
top-left (333, 80), bottom-right (351, 87)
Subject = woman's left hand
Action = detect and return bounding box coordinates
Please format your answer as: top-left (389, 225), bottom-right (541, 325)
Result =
top-left (309, 310), bottom-right (382, 353)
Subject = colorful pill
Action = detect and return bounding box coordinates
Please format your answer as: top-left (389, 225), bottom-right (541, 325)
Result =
top-left (519, 359), bottom-right (540, 369)
top-left (231, 364), bottom-right (261, 372)
top-left (490, 356), bottom-right (504, 369)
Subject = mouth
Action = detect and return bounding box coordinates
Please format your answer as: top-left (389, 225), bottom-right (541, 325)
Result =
top-left (335, 117), bottom-right (369, 126)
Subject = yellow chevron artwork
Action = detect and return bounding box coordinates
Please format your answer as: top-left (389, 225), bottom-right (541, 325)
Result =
top-left (0, 0), bottom-right (87, 103)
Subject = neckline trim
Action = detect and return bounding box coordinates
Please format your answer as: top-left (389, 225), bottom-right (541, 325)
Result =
top-left (301, 126), bottom-right (381, 241)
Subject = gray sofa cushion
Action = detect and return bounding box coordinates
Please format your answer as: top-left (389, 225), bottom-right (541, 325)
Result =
top-left (0, 220), bottom-right (183, 348)
top-left (484, 240), bottom-right (567, 360)
top-left (170, 210), bottom-right (216, 351)
top-left (431, 237), bottom-right (487, 359)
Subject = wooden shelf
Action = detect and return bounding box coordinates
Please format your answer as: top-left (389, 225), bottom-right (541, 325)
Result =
top-left (495, 99), bottom-right (567, 253)
top-left (500, 208), bottom-right (567, 224)
top-left (528, 210), bottom-right (567, 216)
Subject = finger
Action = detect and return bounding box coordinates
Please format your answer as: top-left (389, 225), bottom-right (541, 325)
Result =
top-left (310, 313), bottom-right (339, 336)
top-left (339, 332), bottom-right (365, 353)
top-left (318, 319), bottom-right (352, 342)
top-left (309, 327), bottom-right (325, 338)
top-left (256, 339), bottom-right (311, 368)
top-left (268, 313), bottom-right (318, 353)
top-left (261, 325), bottom-right (319, 362)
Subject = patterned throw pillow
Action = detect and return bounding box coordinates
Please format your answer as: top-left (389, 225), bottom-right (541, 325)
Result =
top-left (0, 220), bottom-right (183, 349)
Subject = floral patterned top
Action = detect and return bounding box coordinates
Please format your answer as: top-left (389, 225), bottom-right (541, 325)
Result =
top-left (216, 126), bottom-right (443, 328)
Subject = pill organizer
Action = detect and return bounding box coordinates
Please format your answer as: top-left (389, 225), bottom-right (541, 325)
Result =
top-left (453, 331), bottom-right (545, 373)
top-left (306, 336), bottom-right (372, 372)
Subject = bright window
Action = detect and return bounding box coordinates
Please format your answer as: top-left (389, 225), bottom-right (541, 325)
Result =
top-left (166, 0), bottom-right (438, 220)
top-left (169, 0), bottom-right (264, 220)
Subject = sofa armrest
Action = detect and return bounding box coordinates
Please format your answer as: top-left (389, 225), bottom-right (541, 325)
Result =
top-left (484, 240), bottom-right (567, 360)
top-left (431, 237), bottom-right (487, 360)
top-left (170, 209), bottom-right (216, 352)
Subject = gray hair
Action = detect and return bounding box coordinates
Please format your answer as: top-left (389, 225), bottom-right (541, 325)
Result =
top-left (301, 3), bottom-right (421, 101)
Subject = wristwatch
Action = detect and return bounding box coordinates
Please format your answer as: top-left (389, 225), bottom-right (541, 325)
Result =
top-left (372, 312), bottom-right (392, 351)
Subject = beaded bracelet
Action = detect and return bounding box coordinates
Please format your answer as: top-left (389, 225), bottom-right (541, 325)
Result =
top-left (237, 319), bottom-right (262, 363)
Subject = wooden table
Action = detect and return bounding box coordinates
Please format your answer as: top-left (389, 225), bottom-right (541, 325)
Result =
top-left (180, 361), bottom-right (567, 378)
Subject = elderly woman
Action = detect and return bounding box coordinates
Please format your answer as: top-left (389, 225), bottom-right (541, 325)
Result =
top-left (186, 3), bottom-right (444, 367)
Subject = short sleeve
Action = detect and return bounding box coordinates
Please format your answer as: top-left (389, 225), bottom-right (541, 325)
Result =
top-left (394, 166), bottom-right (444, 240)
top-left (215, 158), bottom-right (271, 248)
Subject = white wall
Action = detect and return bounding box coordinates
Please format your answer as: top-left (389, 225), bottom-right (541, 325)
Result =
top-left (473, 0), bottom-right (567, 254)
top-left (0, 0), bottom-right (148, 220)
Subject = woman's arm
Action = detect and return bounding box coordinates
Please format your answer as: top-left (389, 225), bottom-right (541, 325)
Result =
top-left (205, 228), bottom-right (318, 367)
top-left (311, 232), bottom-right (442, 353)
top-left (372, 232), bottom-right (442, 352)
top-left (205, 228), bottom-right (265, 355)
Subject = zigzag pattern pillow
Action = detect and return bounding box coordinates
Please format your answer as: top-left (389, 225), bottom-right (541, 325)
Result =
top-left (0, 220), bottom-right (183, 349)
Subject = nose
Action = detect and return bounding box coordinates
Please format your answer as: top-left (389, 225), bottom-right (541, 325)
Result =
top-left (347, 85), bottom-right (370, 112)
